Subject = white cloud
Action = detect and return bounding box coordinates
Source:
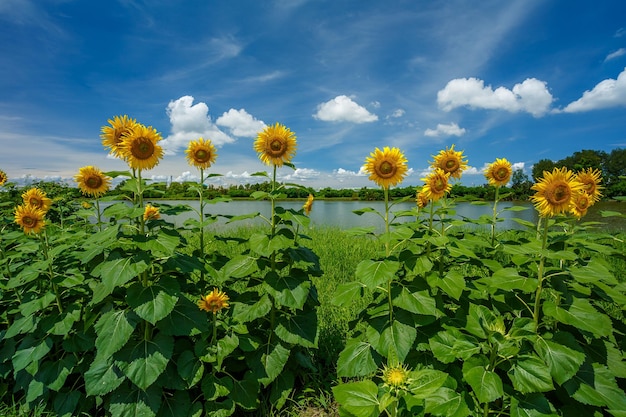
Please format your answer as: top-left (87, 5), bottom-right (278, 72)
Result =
top-left (161, 96), bottom-right (234, 155)
top-left (437, 77), bottom-right (553, 117)
top-left (605, 48), bottom-right (626, 62)
top-left (561, 67), bottom-right (626, 113)
top-left (281, 168), bottom-right (321, 182)
top-left (424, 122), bottom-right (466, 138)
top-left (313, 95), bottom-right (378, 123)
top-left (216, 108), bottom-right (266, 137)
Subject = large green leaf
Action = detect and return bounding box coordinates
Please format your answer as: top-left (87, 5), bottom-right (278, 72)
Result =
top-left (133, 229), bottom-right (181, 257)
top-left (330, 281), bottom-right (364, 307)
top-left (95, 309), bottom-right (140, 360)
top-left (12, 336), bottom-right (53, 372)
top-left (424, 387), bottom-right (471, 417)
top-left (4, 314), bottom-right (38, 339)
top-left (38, 356), bottom-right (76, 391)
top-left (18, 292), bottom-right (56, 316)
top-left (569, 259), bottom-right (617, 285)
top-left (109, 383), bottom-right (161, 417)
top-left (231, 294), bottom-right (272, 323)
top-left (126, 277), bottom-right (180, 324)
top-left (534, 336), bottom-right (585, 385)
top-left (91, 251), bottom-right (151, 303)
top-left (252, 341), bottom-right (290, 387)
top-left (156, 390), bottom-right (191, 417)
top-left (408, 369), bottom-right (448, 400)
top-left (115, 332), bottom-right (174, 390)
top-left (264, 271), bottom-right (310, 309)
top-left (392, 286), bottom-right (440, 317)
top-left (231, 375), bottom-right (259, 410)
top-left (508, 355), bottom-right (554, 394)
top-left (429, 328), bottom-right (480, 364)
top-left (53, 390), bottom-right (82, 417)
top-left (427, 270), bottom-right (465, 300)
top-left (337, 339), bottom-right (378, 378)
top-left (366, 319), bottom-right (416, 362)
top-left (156, 296), bottom-right (210, 336)
top-left (355, 259), bottom-right (399, 289)
top-left (177, 350), bottom-right (204, 387)
top-left (564, 363), bottom-right (626, 412)
top-left (543, 297), bottom-right (611, 338)
top-left (332, 380), bottom-right (380, 417)
top-left (510, 393), bottom-right (558, 417)
top-left (274, 309), bottom-right (318, 348)
top-left (463, 357), bottom-right (504, 403)
top-left (221, 255), bottom-right (259, 278)
top-left (84, 356), bottom-right (126, 396)
top-left (481, 268), bottom-right (538, 293)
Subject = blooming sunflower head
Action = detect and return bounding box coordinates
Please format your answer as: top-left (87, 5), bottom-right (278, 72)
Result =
top-left (198, 288), bottom-right (230, 314)
top-left (421, 168), bottom-right (452, 202)
top-left (416, 189), bottom-right (430, 209)
top-left (431, 145), bottom-right (468, 180)
top-left (530, 167), bottom-right (584, 218)
top-left (101, 115), bottom-right (137, 158)
top-left (381, 363), bottom-right (411, 388)
top-left (14, 204), bottom-right (46, 235)
top-left (74, 166), bottom-right (111, 198)
top-left (485, 158), bottom-right (513, 187)
top-left (574, 168), bottom-right (603, 204)
top-left (143, 204), bottom-right (161, 221)
top-left (0, 169), bottom-right (7, 187)
top-left (364, 146), bottom-right (408, 189)
top-left (22, 188), bottom-right (52, 212)
top-left (254, 123), bottom-right (297, 167)
top-left (570, 190), bottom-right (592, 220)
top-left (186, 137), bottom-right (217, 170)
top-left (303, 194), bottom-right (314, 216)
top-left (120, 123), bottom-right (164, 171)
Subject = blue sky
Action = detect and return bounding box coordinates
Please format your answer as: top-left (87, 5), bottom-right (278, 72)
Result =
top-left (1, 0), bottom-right (626, 190)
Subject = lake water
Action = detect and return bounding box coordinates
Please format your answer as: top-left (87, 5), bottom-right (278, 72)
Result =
top-left (143, 199), bottom-right (625, 232)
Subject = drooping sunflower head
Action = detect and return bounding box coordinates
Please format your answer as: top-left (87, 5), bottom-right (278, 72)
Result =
top-left (254, 123), bottom-right (297, 167)
top-left (143, 204), bottom-right (161, 221)
top-left (570, 190), bottom-right (592, 220)
top-left (416, 189), bottom-right (430, 209)
top-left (101, 115), bottom-right (137, 158)
top-left (0, 169), bottom-right (7, 187)
top-left (22, 188), bottom-right (52, 212)
top-left (81, 201), bottom-right (92, 209)
top-left (574, 168), bottom-right (603, 204)
top-left (120, 123), bottom-right (164, 171)
top-left (303, 194), bottom-right (314, 216)
top-left (381, 363), bottom-right (411, 388)
top-left (431, 145), bottom-right (468, 180)
top-left (364, 146), bottom-right (408, 189)
top-left (485, 158), bottom-right (513, 187)
top-left (421, 168), bottom-right (452, 202)
top-left (530, 167), bottom-right (584, 218)
top-left (14, 204), bottom-right (46, 235)
top-left (74, 166), bottom-right (111, 198)
top-left (186, 137), bottom-right (217, 170)
top-left (198, 288), bottom-right (230, 314)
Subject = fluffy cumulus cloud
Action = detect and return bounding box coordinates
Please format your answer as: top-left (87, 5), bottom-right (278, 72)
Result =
top-left (437, 77), bottom-right (553, 117)
top-left (313, 95), bottom-right (378, 123)
top-left (216, 108), bottom-right (266, 137)
top-left (561, 67), bottom-right (626, 113)
top-left (281, 168), bottom-right (321, 182)
top-left (424, 122), bottom-right (466, 138)
top-left (161, 96), bottom-right (234, 154)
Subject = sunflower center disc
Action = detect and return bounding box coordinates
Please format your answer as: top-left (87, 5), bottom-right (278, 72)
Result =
top-left (378, 161), bottom-right (395, 178)
top-left (24, 217), bottom-right (35, 226)
top-left (269, 139), bottom-right (285, 155)
top-left (87, 176), bottom-right (102, 188)
top-left (135, 140), bottom-right (154, 159)
top-left (496, 168), bottom-right (508, 180)
top-left (445, 160), bottom-right (457, 170)
top-left (195, 150), bottom-right (209, 162)
top-left (550, 184), bottom-right (570, 204)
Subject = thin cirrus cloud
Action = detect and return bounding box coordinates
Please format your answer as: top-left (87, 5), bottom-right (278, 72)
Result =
top-left (604, 48), bottom-right (626, 62)
top-left (313, 95), bottom-right (379, 123)
top-left (424, 122), bottom-right (467, 138)
top-left (437, 77), bottom-right (554, 117)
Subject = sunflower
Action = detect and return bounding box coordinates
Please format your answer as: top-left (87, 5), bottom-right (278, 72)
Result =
top-left (186, 138), bottom-right (217, 170)
top-left (254, 123), bottom-right (297, 167)
top-left (530, 167), bottom-right (584, 218)
top-left (143, 204), bottom-right (161, 221)
top-left (303, 194), bottom-right (314, 216)
top-left (101, 115), bottom-right (137, 158)
top-left (421, 168), bottom-right (452, 202)
top-left (0, 169), bottom-right (7, 187)
top-left (22, 188), bottom-right (52, 212)
top-left (81, 201), bottom-right (92, 209)
top-left (14, 204), bottom-right (46, 234)
top-left (198, 288), bottom-right (230, 314)
top-left (570, 190), bottom-right (592, 219)
top-left (381, 363), bottom-right (411, 388)
top-left (416, 189), bottom-right (430, 209)
top-left (74, 166), bottom-right (111, 197)
top-left (364, 147), bottom-right (408, 189)
top-left (120, 123), bottom-right (164, 170)
top-left (431, 145), bottom-right (468, 180)
top-left (574, 168), bottom-right (603, 204)
top-left (484, 158), bottom-right (513, 187)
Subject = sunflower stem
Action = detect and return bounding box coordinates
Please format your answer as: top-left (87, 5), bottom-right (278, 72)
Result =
top-left (490, 186), bottom-right (500, 247)
top-left (533, 218), bottom-right (550, 331)
top-left (41, 230), bottom-right (62, 314)
top-left (95, 197), bottom-right (103, 232)
top-left (199, 167), bottom-right (205, 284)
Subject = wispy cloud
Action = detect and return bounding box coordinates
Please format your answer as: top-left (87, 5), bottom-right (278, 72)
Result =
top-left (605, 48), bottom-right (626, 62)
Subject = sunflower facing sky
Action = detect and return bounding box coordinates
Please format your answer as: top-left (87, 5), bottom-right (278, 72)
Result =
top-left (484, 158), bottom-right (513, 187)
top-left (574, 168), bottom-right (603, 204)
top-left (198, 288), bottom-right (230, 314)
top-left (101, 115), bottom-right (137, 158)
top-left (254, 123), bottom-right (297, 167)
top-left (0, 170), bottom-right (7, 187)
top-left (530, 167), bottom-right (584, 218)
top-left (14, 204), bottom-right (46, 234)
top-left (120, 123), bottom-right (164, 171)
top-left (420, 168), bottom-right (452, 202)
top-left (431, 145), bottom-right (468, 180)
top-left (74, 166), bottom-right (111, 198)
top-left (186, 137), bottom-right (217, 170)
top-left (381, 363), bottom-right (411, 388)
top-left (22, 188), bottom-right (52, 212)
top-left (364, 146), bottom-right (408, 189)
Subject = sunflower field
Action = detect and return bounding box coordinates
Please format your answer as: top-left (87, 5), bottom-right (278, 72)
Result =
top-left (0, 117), bottom-right (625, 417)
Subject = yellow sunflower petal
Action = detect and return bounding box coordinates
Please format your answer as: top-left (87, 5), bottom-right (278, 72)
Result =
top-left (431, 144), bottom-right (468, 180)
top-left (75, 166), bottom-right (111, 198)
top-left (101, 115), bottom-right (138, 158)
top-left (21, 188), bottom-right (52, 212)
top-left (364, 146), bottom-right (408, 189)
top-left (574, 168), bottom-right (603, 204)
top-left (254, 123), bottom-right (297, 167)
top-left (120, 123), bottom-right (164, 171)
top-left (420, 168), bottom-right (452, 201)
top-left (186, 137), bottom-right (218, 170)
top-left (14, 204), bottom-right (46, 234)
top-left (198, 288), bottom-right (230, 313)
top-left (530, 167), bottom-right (584, 218)
top-left (0, 169), bottom-right (7, 187)
top-left (484, 158), bottom-right (513, 187)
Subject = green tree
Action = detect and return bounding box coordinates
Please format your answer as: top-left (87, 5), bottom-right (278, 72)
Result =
top-left (531, 159), bottom-right (555, 181)
top-left (511, 169), bottom-right (532, 200)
